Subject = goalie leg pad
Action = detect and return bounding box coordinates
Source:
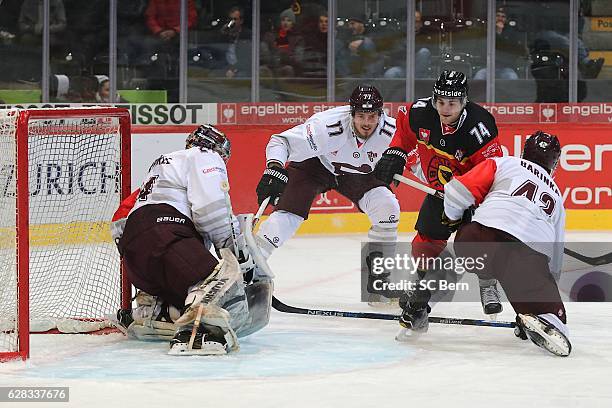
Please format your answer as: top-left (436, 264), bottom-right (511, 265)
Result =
top-left (176, 248), bottom-right (242, 325)
top-left (235, 279), bottom-right (273, 338)
top-left (168, 306), bottom-right (239, 355)
top-left (171, 249), bottom-right (244, 354)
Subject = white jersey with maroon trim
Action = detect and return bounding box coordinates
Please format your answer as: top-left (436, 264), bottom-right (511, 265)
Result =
top-left (444, 156), bottom-right (565, 276)
top-left (265, 105), bottom-right (396, 175)
top-left (121, 147), bottom-right (237, 250)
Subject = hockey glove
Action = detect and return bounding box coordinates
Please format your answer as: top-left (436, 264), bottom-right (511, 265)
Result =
top-left (374, 148), bottom-right (408, 185)
top-left (256, 165), bottom-right (289, 205)
top-left (440, 210), bottom-right (463, 233)
top-left (441, 207), bottom-right (474, 233)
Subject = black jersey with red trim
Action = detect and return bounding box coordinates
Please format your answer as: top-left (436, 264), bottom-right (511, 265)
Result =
top-left (390, 97), bottom-right (502, 191)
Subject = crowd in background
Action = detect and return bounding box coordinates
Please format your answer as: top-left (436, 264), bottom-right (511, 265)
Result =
top-left (0, 0), bottom-right (607, 103)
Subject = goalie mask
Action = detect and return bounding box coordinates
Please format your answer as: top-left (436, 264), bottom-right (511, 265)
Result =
top-left (522, 130), bottom-right (561, 174)
top-left (186, 124), bottom-right (231, 162)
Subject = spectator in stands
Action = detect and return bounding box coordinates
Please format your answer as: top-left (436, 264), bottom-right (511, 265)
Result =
top-left (299, 11), bottom-right (328, 78)
top-left (1, 0), bottom-right (21, 81)
top-left (0, 0), bottom-right (20, 39)
top-left (260, 8), bottom-right (302, 78)
top-left (63, 0), bottom-right (109, 64)
top-left (18, 0), bottom-right (66, 51)
top-left (530, 38), bottom-right (587, 102)
top-left (117, 0), bottom-right (148, 64)
top-left (532, 29), bottom-right (604, 79)
top-left (145, 0), bottom-right (197, 50)
top-left (220, 6), bottom-right (252, 79)
top-left (337, 14), bottom-right (382, 78)
top-left (473, 7), bottom-right (523, 80)
top-left (94, 75), bottom-right (128, 103)
top-left (384, 10), bottom-right (433, 79)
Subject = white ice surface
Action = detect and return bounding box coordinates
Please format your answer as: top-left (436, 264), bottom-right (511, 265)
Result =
top-left (1, 232), bottom-right (611, 408)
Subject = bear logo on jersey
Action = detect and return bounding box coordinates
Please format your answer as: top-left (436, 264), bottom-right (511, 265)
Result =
top-left (427, 156), bottom-right (456, 189)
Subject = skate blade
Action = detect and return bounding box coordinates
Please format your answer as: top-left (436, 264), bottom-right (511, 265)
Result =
top-left (395, 326), bottom-right (427, 342)
top-left (518, 314), bottom-right (571, 357)
top-left (485, 313), bottom-right (498, 321)
top-left (395, 327), bottom-right (413, 342)
top-left (168, 342), bottom-right (227, 356)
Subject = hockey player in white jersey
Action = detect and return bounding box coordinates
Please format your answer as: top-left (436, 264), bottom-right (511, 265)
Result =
top-left (111, 125), bottom-right (272, 355)
top-left (400, 130), bottom-right (570, 356)
top-left (254, 85), bottom-right (399, 302)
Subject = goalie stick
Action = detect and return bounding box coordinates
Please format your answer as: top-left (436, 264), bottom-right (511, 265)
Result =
top-left (254, 197), bottom-right (270, 225)
top-left (184, 180), bottom-right (236, 351)
top-left (272, 297), bottom-right (516, 328)
top-left (392, 174), bottom-right (612, 267)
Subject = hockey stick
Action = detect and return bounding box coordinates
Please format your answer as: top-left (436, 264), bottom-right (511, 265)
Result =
top-left (393, 174), bottom-right (444, 199)
top-left (254, 197), bottom-right (270, 225)
top-left (272, 296), bottom-right (516, 328)
top-left (221, 180), bottom-right (240, 259)
top-left (188, 303), bottom-right (205, 350)
top-left (562, 247), bottom-right (612, 267)
top-left (184, 180), bottom-right (236, 350)
top-left (392, 173), bottom-right (612, 266)
top-left (255, 190), bottom-right (513, 329)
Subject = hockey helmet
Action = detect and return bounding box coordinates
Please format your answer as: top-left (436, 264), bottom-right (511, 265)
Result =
top-left (186, 124), bottom-right (231, 161)
top-left (432, 70), bottom-right (468, 102)
top-left (522, 130), bottom-right (561, 174)
top-left (349, 85), bottom-right (383, 115)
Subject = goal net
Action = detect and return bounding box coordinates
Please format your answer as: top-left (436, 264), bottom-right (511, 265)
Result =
top-left (0, 108), bottom-right (131, 361)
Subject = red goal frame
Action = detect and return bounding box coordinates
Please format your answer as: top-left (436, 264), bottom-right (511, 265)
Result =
top-left (1, 107), bottom-right (132, 362)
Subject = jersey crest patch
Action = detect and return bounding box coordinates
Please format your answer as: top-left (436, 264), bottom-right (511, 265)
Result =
top-left (419, 128), bottom-right (431, 143)
top-left (455, 149), bottom-right (465, 161)
top-left (481, 142), bottom-right (502, 158)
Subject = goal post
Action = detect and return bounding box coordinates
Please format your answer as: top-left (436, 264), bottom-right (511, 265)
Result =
top-left (0, 107), bottom-right (132, 361)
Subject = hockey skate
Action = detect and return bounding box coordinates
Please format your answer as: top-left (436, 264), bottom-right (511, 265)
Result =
top-left (168, 322), bottom-right (238, 356)
top-left (479, 279), bottom-right (503, 317)
top-left (366, 252), bottom-right (399, 308)
top-left (517, 313), bottom-right (572, 357)
top-left (395, 288), bottom-right (431, 341)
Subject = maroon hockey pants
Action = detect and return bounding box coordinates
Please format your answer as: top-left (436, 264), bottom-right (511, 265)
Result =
top-left (455, 221), bottom-right (567, 323)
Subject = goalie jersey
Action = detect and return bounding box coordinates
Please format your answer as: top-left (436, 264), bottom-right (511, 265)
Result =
top-left (444, 156), bottom-right (566, 276)
top-left (265, 105), bottom-right (396, 175)
top-left (111, 147), bottom-right (237, 250)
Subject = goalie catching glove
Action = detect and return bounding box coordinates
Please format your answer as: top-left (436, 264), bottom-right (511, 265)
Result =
top-left (373, 148), bottom-right (408, 185)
